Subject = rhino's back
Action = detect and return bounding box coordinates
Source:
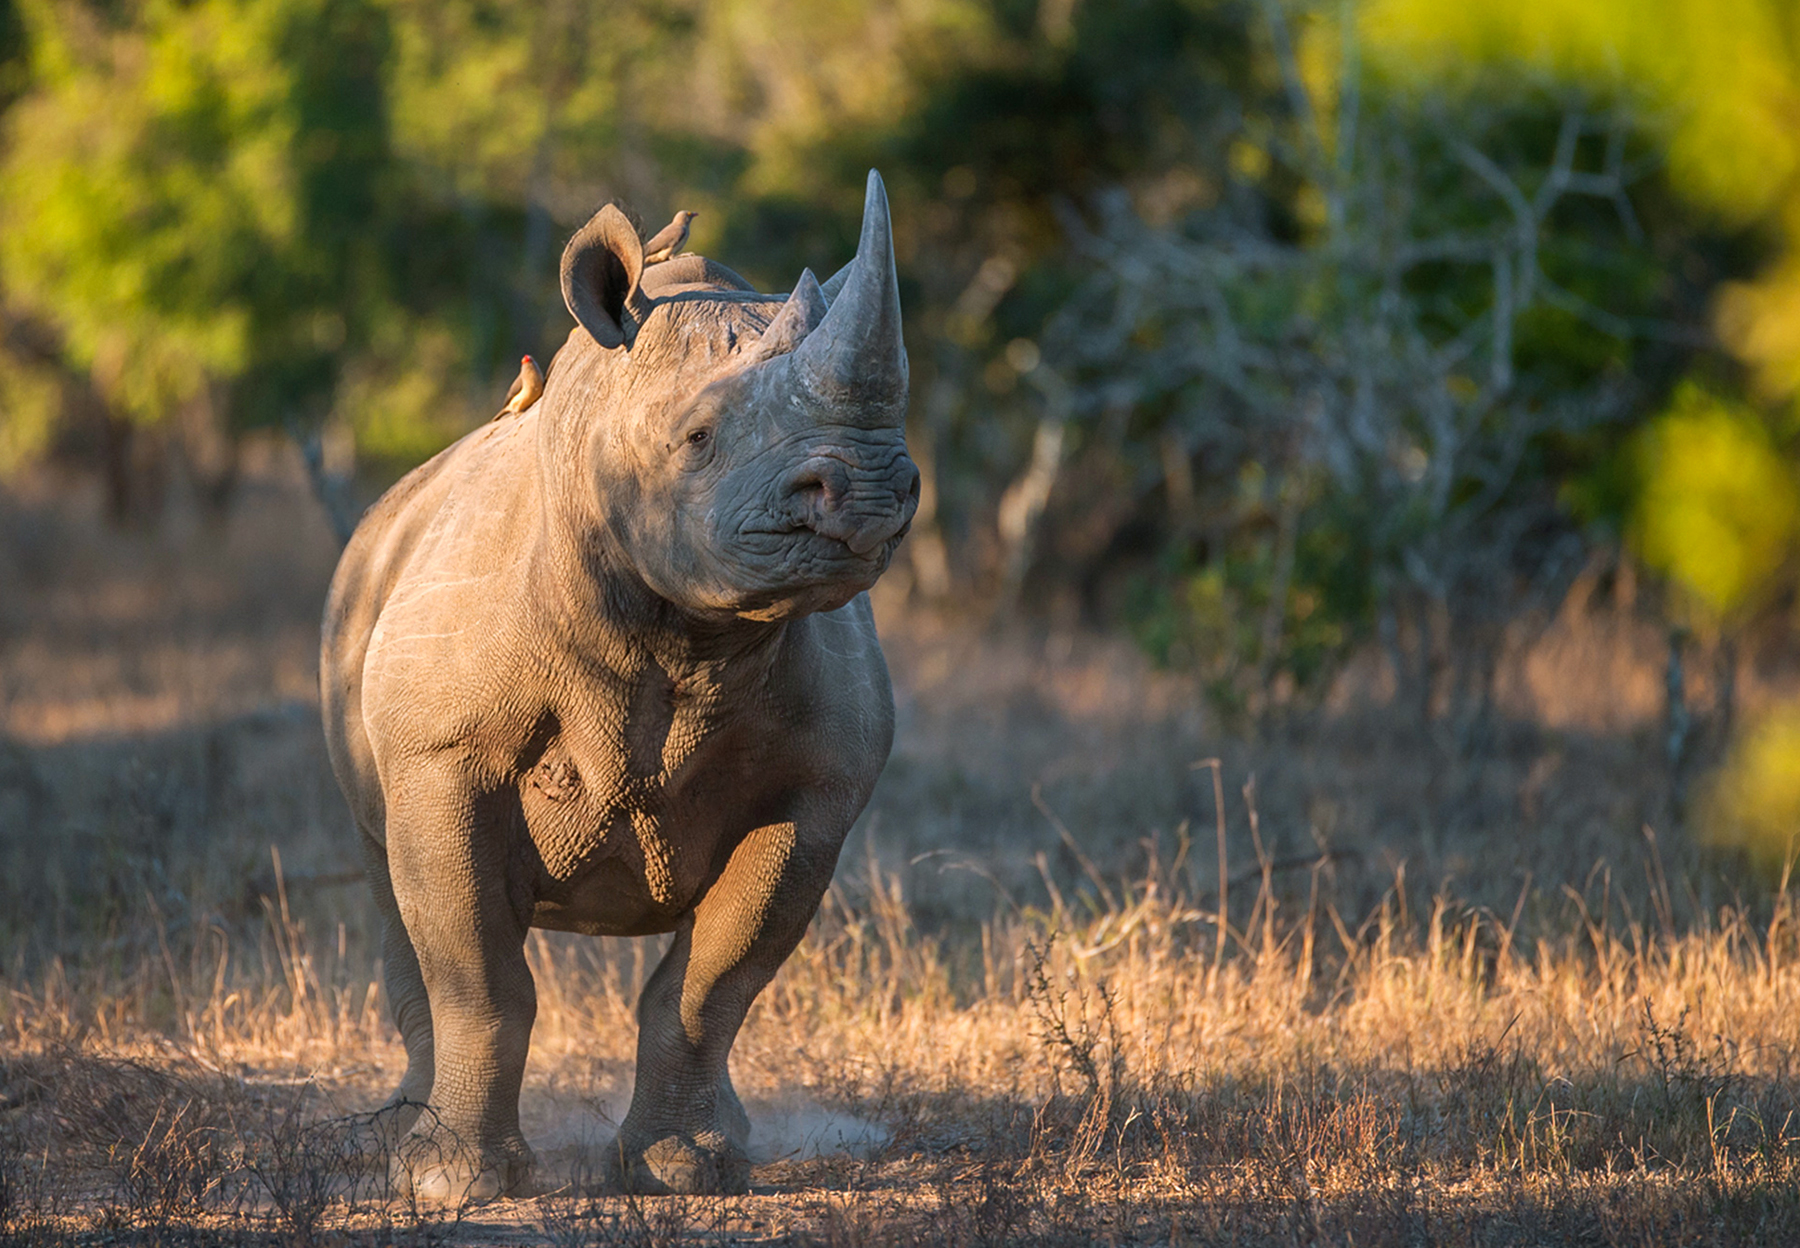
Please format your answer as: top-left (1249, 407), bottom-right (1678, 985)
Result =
top-left (320, 413), bottom-right (543, 836)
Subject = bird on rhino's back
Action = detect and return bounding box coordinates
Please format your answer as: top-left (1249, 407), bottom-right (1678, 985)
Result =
top-left (643, 209), bottom-right (697, 263)
top-left (319, 172), bottom-right (917, 1201)
top-left (498, 354), bottom-right (543, 417)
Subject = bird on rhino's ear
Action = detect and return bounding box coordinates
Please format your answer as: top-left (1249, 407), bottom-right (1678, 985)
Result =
top-left (561, 205), bottom-right (651, 350)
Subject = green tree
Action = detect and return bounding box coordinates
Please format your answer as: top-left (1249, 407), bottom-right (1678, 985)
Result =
top-left (1359, 0), bottom-right (1800, 850)
top-left (1362, 0), bottom-right (1800, 397)
top-left (1039, 4), bottom-right (1741, 729)
top-left (0, 0), bottom-right (397, 516)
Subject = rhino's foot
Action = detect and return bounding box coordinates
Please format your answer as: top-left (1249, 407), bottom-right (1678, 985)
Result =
top-left (326, 1099), bottom-right (425, 1176)
top-left (390, 1129), bottom-right (537, 1205)
top-left (604, 1133), bottom-right (750, 1196)
top-left (367, 1096), bottom-right (426, 1150)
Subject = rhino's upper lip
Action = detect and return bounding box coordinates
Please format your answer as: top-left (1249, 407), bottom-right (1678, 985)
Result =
top-left (740, 522), bottom-right (901, 553)
top-left (741, 521), bottom-right (857, 547)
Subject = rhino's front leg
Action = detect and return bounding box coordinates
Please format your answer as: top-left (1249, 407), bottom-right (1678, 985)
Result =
top-left (609, 816), bottom-right (841, 1195)
top-left (385, 770), bottom-right (537, 1203)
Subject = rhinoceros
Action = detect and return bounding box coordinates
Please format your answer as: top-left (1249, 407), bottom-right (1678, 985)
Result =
top-left (320, 171), bottom-right (917, 1199)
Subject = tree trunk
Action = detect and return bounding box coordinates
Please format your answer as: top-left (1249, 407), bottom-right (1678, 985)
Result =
top-left (178, 382), bottom-right (239, 526)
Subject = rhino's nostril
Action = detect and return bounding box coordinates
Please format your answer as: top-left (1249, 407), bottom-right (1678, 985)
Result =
top-left (784, 458), bottom-right (849, 510)
top-left (778, 453), bottom-right (919, 554)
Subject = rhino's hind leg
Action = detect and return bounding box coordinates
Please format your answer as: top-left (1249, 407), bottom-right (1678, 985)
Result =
top-left (609, 818), bottom-right (838, 1195)
top-left (362, 831), bottom-right (435, 1135)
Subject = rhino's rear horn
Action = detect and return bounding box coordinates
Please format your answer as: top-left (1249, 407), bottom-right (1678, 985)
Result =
top-left (756, 269), bottom-right (829, 359)
top-left (820, 260), bottom-right (851, 305)
top-left (794, 170), bottom-right (908, 423)
top-left (561, 205), bottom-right (645, 350)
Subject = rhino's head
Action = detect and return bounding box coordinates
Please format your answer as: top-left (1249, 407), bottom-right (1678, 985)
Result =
top-left (548, 171), bottom-right (919, 622)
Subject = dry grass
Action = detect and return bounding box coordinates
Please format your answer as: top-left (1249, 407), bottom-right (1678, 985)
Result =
top-left (3, 451), bottom-right (1798, 1245)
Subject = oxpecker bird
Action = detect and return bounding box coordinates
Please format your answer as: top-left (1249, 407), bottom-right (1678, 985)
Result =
top-left (499, 355), bottom-right (543, 418)
top-left (643, 210), bottom-right (698, 264)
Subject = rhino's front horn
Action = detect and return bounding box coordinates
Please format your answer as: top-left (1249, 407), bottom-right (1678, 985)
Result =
top-left (794, 170), bottom-right (908, 423)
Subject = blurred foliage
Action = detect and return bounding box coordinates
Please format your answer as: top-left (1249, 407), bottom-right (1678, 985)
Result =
top-left (1359, 0), bottom-right (1800, 849)
top-left (0, 0), bottom-right (396, 428)
top-left (0, 0), bottom-right (1795, 759)
top-left (1632, 383), bottom-right (1800, 623)
top-left (1361, 1), bottom-right (1800, 227)
top-left (1039, 8), bottom-right (1738, 719)
top-left (0, 339), bottom-right (56, 472)
top-left (1706, 703), bottom-right (1800, 878)
top-left (1361, 0), bottom-right (1800, 580)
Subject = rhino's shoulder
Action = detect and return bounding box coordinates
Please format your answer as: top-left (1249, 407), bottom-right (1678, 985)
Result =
top-left (345, 417), bottom-right (549, 752)
top-left (334, 414), bottom-right (538, 603)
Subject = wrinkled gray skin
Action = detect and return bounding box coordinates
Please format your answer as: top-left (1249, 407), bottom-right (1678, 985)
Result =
top-left (320, 172), bottom-right (917, 1201)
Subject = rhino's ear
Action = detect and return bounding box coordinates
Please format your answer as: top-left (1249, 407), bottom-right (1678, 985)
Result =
top-left (561, 205), bottom-right (645, 350)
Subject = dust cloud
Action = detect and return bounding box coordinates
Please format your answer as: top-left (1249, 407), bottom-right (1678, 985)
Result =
top-left (744, 1098), bottom-right (890, 1163)
top-left (521, 1075), bottom-right (888, 1189)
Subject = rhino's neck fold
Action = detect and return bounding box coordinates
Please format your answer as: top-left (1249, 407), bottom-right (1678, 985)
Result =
top-left (531, 479), bottom-right (787, 688)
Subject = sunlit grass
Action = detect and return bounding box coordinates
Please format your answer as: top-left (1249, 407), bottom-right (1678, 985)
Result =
top-left (7, 845), bottom-right (1800, 1244)
top-left (5, 467), bottom-right (1800, 1243)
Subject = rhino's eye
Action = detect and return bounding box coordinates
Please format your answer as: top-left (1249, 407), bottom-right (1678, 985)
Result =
top-left (686, 428), bottom-right (711, 447)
